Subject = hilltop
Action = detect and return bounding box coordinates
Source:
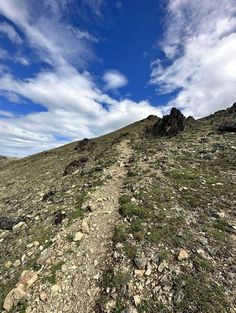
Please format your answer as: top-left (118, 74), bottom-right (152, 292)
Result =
top-left (0, 103), bottom-right (235, 313)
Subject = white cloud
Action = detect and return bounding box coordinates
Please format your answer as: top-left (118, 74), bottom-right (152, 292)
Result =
top-left (0, 21), bottom-right (22, 44)
top-left (0, 0), bottom-right (93, 68)
top-left (151, 0), bottom-right (236, 117)
top-left (0, 0), bottom-right (161, 157)
top-left (0, 69), bottom-right (161, 156)
top-left (0, 110), bottom-right (14, 118)
top-left (103, 70), bottom-right (128, 90)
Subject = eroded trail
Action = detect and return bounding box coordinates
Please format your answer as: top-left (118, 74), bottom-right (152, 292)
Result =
top-left (26, 140), bottom-right (133, 313)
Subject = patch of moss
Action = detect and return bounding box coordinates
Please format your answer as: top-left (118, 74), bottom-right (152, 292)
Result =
top-left (174, 274), bottom-right (227, 313)
top-left (113, 223), bottom-right (128, 243)
top-left (122, 243), bottom-right (137, 260)
top-left (119, 202), bottom-right (149, 218)
top-left (69, 192), bottom-right (86, 221)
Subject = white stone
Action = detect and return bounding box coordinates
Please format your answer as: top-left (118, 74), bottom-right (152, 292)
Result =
top-left (40, 291), bottom-right (48, 302)
top-left (178, 249), bottom-right (189, 261)
top-left (12, 222), bottom-right (27, 232)
top-left (133, 295), bottom-right (141, 306)
top-left (73, 232), bottom-right (84, 242)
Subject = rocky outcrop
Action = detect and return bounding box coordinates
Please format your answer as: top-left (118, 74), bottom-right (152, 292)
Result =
top-left (63, 160), bottom-right (79, 176)
top-left (0, 217), bottom-right (17, 230)
top-left (74, 138), bottom-right (95, 152)
top-left (218, 122), bottom-right (236, 132)
top-left (153, 108), bottom-right (185, 137)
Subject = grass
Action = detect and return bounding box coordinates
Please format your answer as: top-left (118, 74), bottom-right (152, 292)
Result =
top-left (44, 261), bottom-right (64, 285)
top-left (122, 242), bottom-right (137, 260)
top-left (69, 192), bottom-right (86, 221)
top-left (113, 223), bottom-right (129, 244)
top-left (119, 202), bottom-right (149, 218)
top-left (104, 269), bottom-right (131, 291)
top-left (174, 273), bottom-right (227, 313)
top-left (31, 224), bottom-right (53, 245)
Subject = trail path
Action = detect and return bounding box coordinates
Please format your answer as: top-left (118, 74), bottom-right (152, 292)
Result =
top-left (26, 140), bottom-right (132, 313)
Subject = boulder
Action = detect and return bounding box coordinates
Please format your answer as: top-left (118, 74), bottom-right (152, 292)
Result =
top-left (74, 138), bottom-right (94, 152)
top-left (53, 210), bottom-right (66, 225)
top-left (0, 216), bottom-right (17, 230)
top-left (218, 122), bottom-right (236, 132)
top-left (153, 108), bottom-right (185, 137)
top-left (42, 190), bottom-right (55, 202)
top-left (63, 160), bottom-right (79, 176)
top-left (37, 246), bottom-right (53, 265)
top-left (3, 284), bottom-right (26, 311)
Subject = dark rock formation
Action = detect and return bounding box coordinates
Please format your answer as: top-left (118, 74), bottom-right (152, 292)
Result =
top-left (74, 138), bottom-right (94, 152)
top-left (63, 160), bottom-right (79, 176)
top-left (79, 156), bottom-right (89, 163)
top-left (42, 190), bottom-right (55, 202)
top-left (0, 217), bottom-right (17, 230)
top-left (153, 108), bottom-right (185, 137)
top-left (53, 210), bottom-right (66, 225)
top-left (218, 122), bottom-right (236, 132)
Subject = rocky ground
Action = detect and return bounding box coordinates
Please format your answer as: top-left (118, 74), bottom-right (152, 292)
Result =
top-left (0, 103), bottom-right (235, 313)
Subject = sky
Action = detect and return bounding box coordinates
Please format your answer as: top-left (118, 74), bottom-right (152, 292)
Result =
top-left (0, 0), bottom-right (235, 156)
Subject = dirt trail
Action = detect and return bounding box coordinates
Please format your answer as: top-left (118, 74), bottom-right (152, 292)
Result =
top-left (26, 140), bottom-right (132, 313)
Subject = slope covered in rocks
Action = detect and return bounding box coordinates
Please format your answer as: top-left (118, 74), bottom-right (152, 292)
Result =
top-left (0, 103), bottom-right (235, 313)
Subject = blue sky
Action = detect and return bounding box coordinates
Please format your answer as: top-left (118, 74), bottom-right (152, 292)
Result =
top-left (0, 0), bottom-right (235, 156)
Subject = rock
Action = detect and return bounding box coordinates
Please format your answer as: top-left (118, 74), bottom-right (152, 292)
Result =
top-left (134, 269), bottom-right (145, 276)
top-left (218, 122), bottom-right (236, 132)
top-left (93, 273), bottom-right (100, 280)
top-left (42, 190), bottom-right (55, 202)
top-left (133, 295), bottom-right (141, 306)
top-left (0, 217), bottom-right (17, 230)
top-left (158, 260), bottom-right (167, 272)
top-left (19, 270), bottom-right (38, 288)
top-left (53, 210), bottom-right (66, 225)
top-left (5, 261), bottom-right (12, 268)
top-left (153, 107), bottom-right (185, 137)
top-left (122, 305), bottom-right (138, 313)
top-left (40, 291), bottom-right (48, 302)
top-left (51, 284), bottom-right (61, 293)
top-left (13, 259), bottom-right (21, 267)
top-left (12, 221), bottom-right (27, 232)
top-left (0, 230), bottom-right (9, 239)
top-left (63, 160), bottom-right (80, 176)
top-left (178, 249), bottom-right (189, 261)
top-left (3, 284), bottom-right (26, 311)
top-left (105, 299), bottom-right (116, 311)
top-left (81, 220), bottom-right (90, 234)
top-left (21, 254), bottom-right (27, 265)
top-left (74, 138), bottom-right (94, 152)
top-left (134, 256), bottom-right (148, 270)
top-left (37, 246), bottom-right (53, 265)
top-left (73, 231), bottom-right (84, 242)
top-left (145, 268), bottom-right (152, 276)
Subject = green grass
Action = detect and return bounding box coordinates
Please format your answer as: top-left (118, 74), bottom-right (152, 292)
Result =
top-left (119, 202), bottom-right (149, 218)
top-left (69, 192), bottom-right (86, 221)
top-left (174, 274), bottom-right (227, 313)
top-left (44, 261), bottom-right (64, 285)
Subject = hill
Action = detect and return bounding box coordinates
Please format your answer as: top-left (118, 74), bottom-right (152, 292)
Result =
top-left (0, 103), bottom-right (235, 313)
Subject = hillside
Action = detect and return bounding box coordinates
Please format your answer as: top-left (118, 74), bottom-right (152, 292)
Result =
top-left (0, 103), bottom-right (235, 313)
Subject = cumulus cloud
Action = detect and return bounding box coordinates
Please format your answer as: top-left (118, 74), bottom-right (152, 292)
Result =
top-left (0, 69), bottom-right (160, 156)
top-left (0, 0), bottom-right (161, 157)
top-left (151, 0), bottom-right (236, 117)
top-left (103, 70), bottom-right (128, 90)
top-left (0, 21), bottom-right (22, 44)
